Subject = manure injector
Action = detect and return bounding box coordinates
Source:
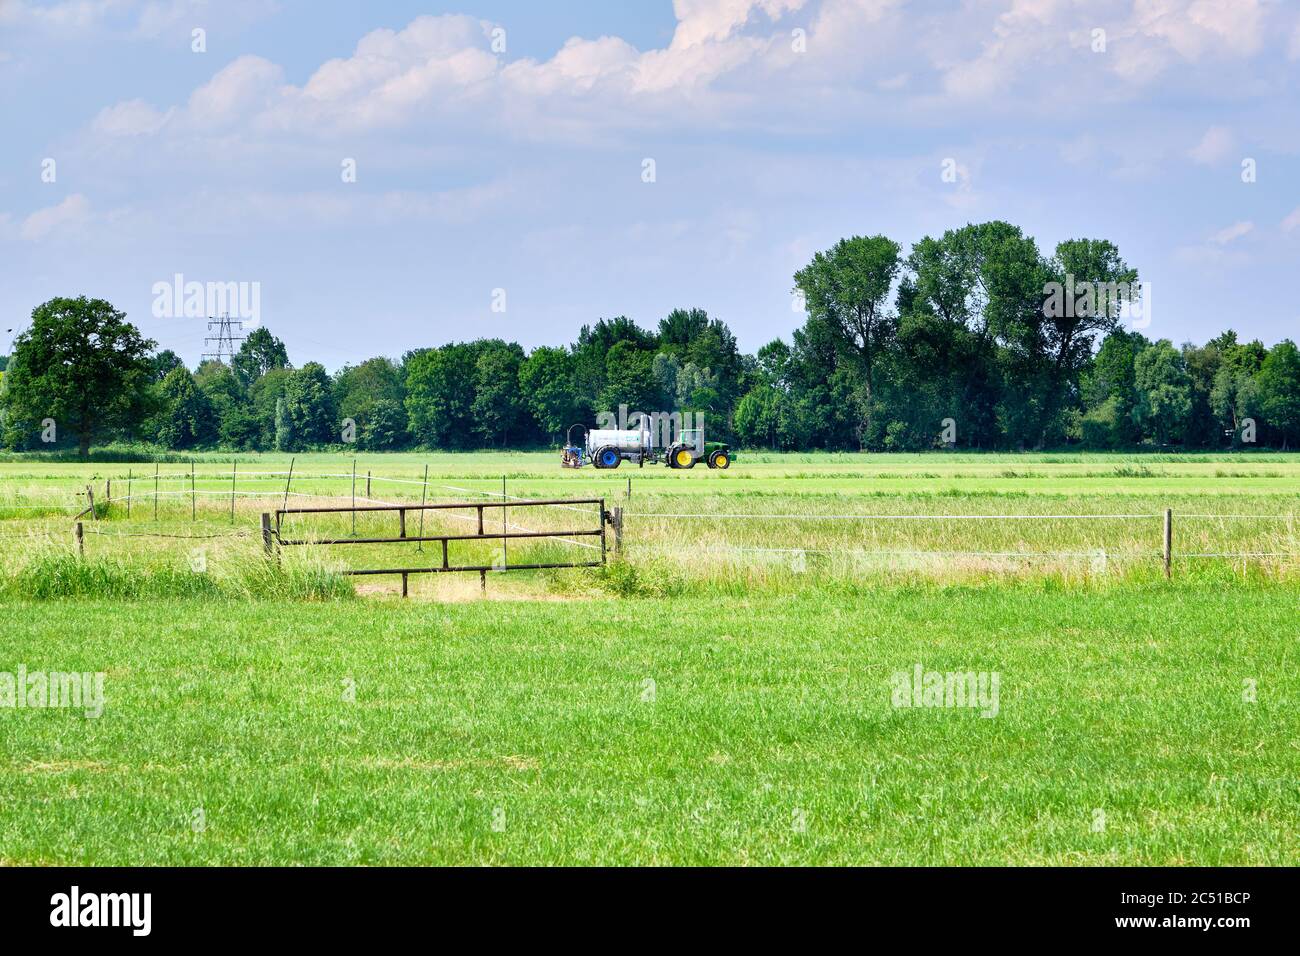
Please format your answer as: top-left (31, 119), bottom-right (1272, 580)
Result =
top-left (561, 424), bottom-right (732, 470)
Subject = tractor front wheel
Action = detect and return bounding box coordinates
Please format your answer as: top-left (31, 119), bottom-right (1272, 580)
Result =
top-left (708, 450), bottom-right (730, 469)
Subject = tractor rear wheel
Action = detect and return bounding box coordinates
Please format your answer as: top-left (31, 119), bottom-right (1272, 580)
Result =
top-left (708, 450), bottom-right (730, 469)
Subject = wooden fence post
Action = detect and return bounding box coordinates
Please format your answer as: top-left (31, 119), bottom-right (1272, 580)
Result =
top-left (613, 505), bottom-right (624, 557)
top-left (1170, 512), bottom-right (1180, 580)
top-left (74, 521), bottom-right (84, 557)
top-left (86, 484), bottom-right (96, 521)
top-left (262, 513), bottom-right (273, 558)
top-left (366, 471), bottom-right (371, 498)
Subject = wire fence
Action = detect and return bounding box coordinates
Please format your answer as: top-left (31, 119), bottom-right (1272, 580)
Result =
top-left (2, 462), bottom-right (1296, 570)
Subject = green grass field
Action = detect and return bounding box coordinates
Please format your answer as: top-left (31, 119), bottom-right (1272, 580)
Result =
top-left (1, 451), bottom-right (1297, 864)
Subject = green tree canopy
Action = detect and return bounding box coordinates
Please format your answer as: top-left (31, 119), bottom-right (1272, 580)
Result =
top-left (155, 367), bottom-right (216, 449)
top-left (404, 343), bottom-right (479, 448)
top-left (232, 327), bottom-right (290, 388)
top-left (518, 346), bottom-right (579, 442)
top-left (1, 296), bottom-right (155, 456)
top-left (1257, 340), bottom-right (1300, 448)
top-left (279, 362), bottom-right (336, 449)
top-left (1133, 340), bottom-right (1193, 445)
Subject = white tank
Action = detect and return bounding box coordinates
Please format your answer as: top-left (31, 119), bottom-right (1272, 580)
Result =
top-left (587, 428), bottom-right (650, 453)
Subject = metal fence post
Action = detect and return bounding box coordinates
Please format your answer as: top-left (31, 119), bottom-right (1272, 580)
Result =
top-left (613, 505), bottom-right (624, 557)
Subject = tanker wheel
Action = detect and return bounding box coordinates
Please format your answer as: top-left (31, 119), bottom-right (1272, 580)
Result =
top-left (597, 446), bottom-right (622, 469)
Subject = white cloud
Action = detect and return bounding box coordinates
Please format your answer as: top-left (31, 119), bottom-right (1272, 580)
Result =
top-left (75, 1), bottom-right (1300, 181)
top-left (19, 194), bottom-right (92, 241)
top-left (92, 98), bottom-right (171, 135)
top-left (87, 3), bottom-right (828, 141)
top-left (935, 0), bottom-right (1279, 98)
top-left (669, 0), bottom-right (808, 48)
top-left (941, 0), bottom-right (1071, 100)
top-left (1138, 0), bottom-right (1263, 59)
top-left (186, 55), bottom-right (284, 127)
top-left (1189, 125), bottom-right (1234, 164)
top-left (1210, 220), bottom-right (1253, 244)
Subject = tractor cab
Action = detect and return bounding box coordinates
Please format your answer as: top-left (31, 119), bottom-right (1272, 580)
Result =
top-left (666, 427), bottom-right (732, 469)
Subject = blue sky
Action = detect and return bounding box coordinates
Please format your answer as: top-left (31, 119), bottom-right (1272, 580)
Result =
top-left (2, 0), bottom-right (1298, 370)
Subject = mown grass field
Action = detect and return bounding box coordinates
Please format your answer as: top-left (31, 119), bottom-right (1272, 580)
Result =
top-left (1, 451), bottom-right (1297, 864)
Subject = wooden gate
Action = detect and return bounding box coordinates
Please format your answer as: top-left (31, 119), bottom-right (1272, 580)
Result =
top-left (264, 497), bottom-right (613, 596)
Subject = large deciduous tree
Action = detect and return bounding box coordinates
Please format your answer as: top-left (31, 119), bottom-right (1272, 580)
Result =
top-left (279, 362), bottom-right (336, 449)
top-left (1257, 340), bottom-right (1300, 448)
top-left (794, 235), bottom-right (901, 398)
top-left (404, 343), bottom-right (479, 448)
top-left (1133, 340), bottom-right (1192, 445)
top-left (0, 297), bottom-right (155, 457)
top-left (472, 341), bottom-right (526, 447)
top-left (518, 346), bottom-right (579, 443)
top-left (232, 327), bottom-right (290, 388)
top-left (155, 367), bottom-right (216, 449)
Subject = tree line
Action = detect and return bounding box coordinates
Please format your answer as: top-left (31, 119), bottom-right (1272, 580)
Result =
top-left (2, 220), bottom-right (1298, 456)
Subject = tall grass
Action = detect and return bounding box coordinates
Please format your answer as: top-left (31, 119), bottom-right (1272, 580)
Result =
top-left (0, 544), bottom-right (354, 601)
top-left (2, 451), bottom-right (1296, 598)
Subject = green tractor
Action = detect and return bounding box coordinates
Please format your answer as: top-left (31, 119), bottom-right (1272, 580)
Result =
top-left (666, 428), bottom-right (733, 469)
